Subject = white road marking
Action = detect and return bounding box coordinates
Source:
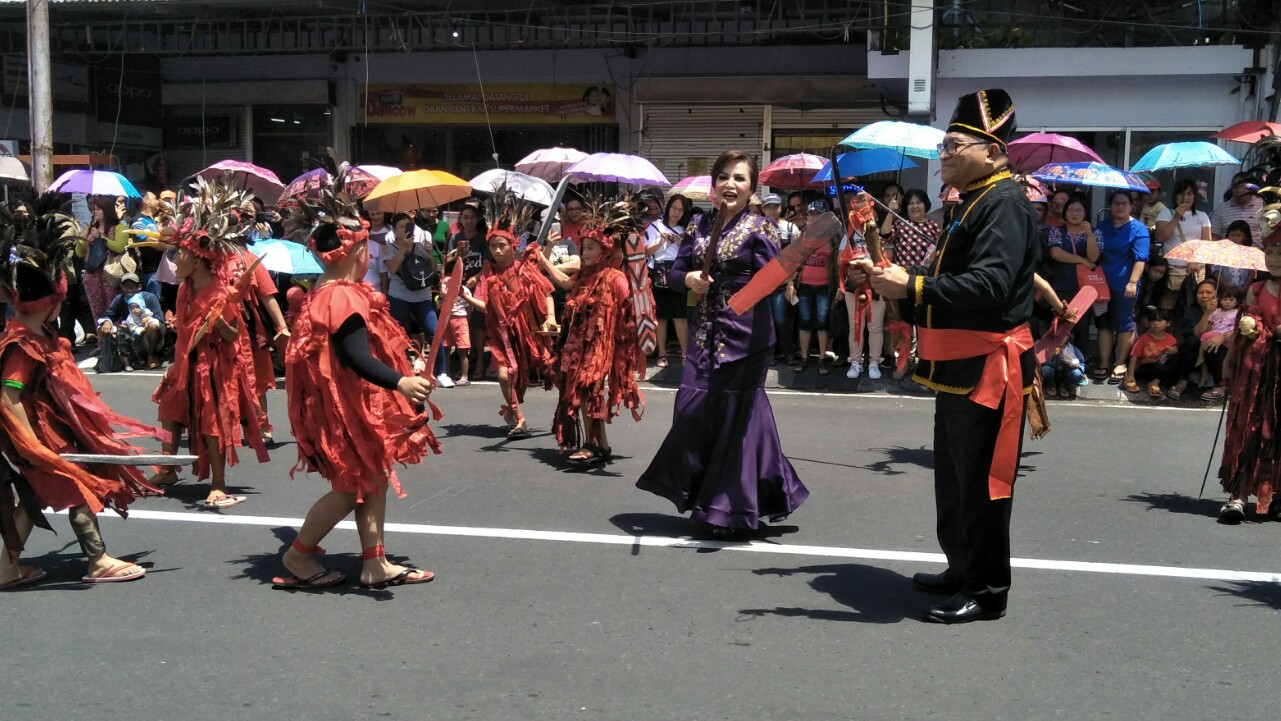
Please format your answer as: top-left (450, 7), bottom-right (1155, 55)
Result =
top-left (107, 508), bottom-right (1280, 584)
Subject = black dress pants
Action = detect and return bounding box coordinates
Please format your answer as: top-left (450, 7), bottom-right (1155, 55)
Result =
top-left (933, 391), bottom-right (1017, 602)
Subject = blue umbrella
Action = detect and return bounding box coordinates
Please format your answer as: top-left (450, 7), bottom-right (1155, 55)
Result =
top-left (1129, 141), bottom-right (1240, 172)
top-left (811, 149), bottom-right (919, 182)
top-left (247, 237), bottom-right (323, 277)
top-left (840, 121), bottom-right (945, 159)
top-left (1031, 162), bottom-right (1149, 193)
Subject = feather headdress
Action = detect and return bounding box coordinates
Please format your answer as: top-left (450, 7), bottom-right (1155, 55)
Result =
top-left (577, 192), bottom-right (645, 253)
top-left (482, 183), bottom-right (538, 245)
top-left (0, 192), bottom-right (82, 314)
top-left (285, 162), bottom-right (368, 265)
top-left (164, 175), bottom-right (256, 267)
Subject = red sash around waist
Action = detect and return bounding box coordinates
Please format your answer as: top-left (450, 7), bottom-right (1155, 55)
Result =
top-left (917, 324), bottom-right (1033, 500)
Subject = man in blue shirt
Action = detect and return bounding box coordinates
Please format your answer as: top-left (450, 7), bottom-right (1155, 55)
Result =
top-left (130, 191), bottom-right (164, 297)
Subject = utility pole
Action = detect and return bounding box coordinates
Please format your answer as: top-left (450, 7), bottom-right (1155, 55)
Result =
top-left (27, 0), bottom-right (54, 193)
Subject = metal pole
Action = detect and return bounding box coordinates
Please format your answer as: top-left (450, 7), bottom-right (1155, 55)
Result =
top-left (27, 0), bottom-right (54, 193)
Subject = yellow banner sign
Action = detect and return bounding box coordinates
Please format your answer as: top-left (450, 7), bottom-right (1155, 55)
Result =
top-left (360, 84), bottom-right (616, 125)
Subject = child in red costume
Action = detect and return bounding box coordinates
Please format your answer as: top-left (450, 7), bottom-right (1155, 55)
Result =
top-left (471, 192), bottom-right (559, 438)
top-left (149, 182), bottom-right (269, 509)
top-left (549, 198), bottom-right (647, 464)
top-left (275, 166), bottom-right (440, 590)
top-left (1218, 230), bottom-right (1281, 523)
top-left (224, 240), bottom-right (290, 447)
top-left (0, 202), bottom-right (163, 589)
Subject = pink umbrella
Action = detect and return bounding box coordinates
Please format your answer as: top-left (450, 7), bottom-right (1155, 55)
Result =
top-left (758, 153), bottom-right (826, 190)
top-left (1007, 133), bottom-right (1104, 172)
top-left (197, 160), bottom-right (285, 205)
top-left (515, 147), bottom-right (589, 183)
top-left (565, 153), bottom-right (669, 187)
top-left (278, 168), bottom-right (330, 207)
top-left (667, 176), bottom-right (712, 202)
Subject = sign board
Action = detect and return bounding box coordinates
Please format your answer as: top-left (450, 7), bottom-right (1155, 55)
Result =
top-left (93, 60), bottom-right (162, 127)
top-left (2, 56), bottom-right (90, 111)
top-left (360, 83), bottom-right (616, 125)
top-left (162, 115), bottom-right (237, 149)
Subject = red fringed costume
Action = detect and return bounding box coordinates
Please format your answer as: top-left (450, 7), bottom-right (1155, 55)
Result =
top-left (223, 248), bottom-right (280, 398)
top-left (0, 323), bottom-right (165, 552)
top-left (478, 238), bottom-right (558, 408)
top-left (1219, 279), bottom-right (1281, 511)
top-left (286, 280), bottom-right (441, 500)
top-left (552, 234), bottom-right (646, 450)
top-left (152, 275), bottom-right (269, 479)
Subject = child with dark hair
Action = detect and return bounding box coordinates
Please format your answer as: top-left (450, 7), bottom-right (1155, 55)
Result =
top-left (1123, 307), bottom-right (1178, 397)
top-left (1197, 286), bottom-right (1241, 401)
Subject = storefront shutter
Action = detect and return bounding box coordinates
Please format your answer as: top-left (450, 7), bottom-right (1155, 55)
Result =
top-left (639, 104), bottom-right (764, 184)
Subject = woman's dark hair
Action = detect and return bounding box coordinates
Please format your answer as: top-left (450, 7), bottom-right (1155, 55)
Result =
top-left (1171, 179), bottom-right (1200, 213)
top-left (902, 188), bottom-right (932, 213)
top-left (91, 196), bottom-right (119, 229)
top-left (664, 194), bottom-right (693, 228)
top-left (881, 182), bottom-right (905, 200)
top-left (1062, 194), bottom-right (1090, 220)
top-left (390, 212), bottom-right (413, 233)
top-left (1225, 219), bottom-right (1253, 245)
top-left (458, 204), bottom-right (488, 237)
top-left (711, 150), bottom-right (759, 192)
top-left (1148, 256), bottom-right (1169, 269)
top-left (1108, 189), bottom-right (1132, 205)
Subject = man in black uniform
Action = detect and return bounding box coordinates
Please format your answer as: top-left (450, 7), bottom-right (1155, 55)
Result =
top-left (855, 89), bottom-right (1039, 623)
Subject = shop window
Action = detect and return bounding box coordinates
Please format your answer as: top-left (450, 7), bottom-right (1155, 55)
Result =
top-left (251, 105), bottom-right (333, 182)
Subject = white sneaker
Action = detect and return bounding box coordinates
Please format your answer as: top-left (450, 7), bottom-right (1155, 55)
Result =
top-left (846, 362), bottom-right (862, 379)
top-left (436, 373), bottom-right (455, 388)
top-left (867, 363), bottom-right (881, 380)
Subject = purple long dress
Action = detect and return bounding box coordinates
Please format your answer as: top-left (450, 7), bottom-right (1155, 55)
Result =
top-left (636, 208), bottom-right (809, 530)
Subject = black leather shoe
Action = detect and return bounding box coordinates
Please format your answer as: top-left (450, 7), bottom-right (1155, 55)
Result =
top-left (913, 571), bottom-right (963, 595)
top-left (924, 593), bottom-right (1007, 624)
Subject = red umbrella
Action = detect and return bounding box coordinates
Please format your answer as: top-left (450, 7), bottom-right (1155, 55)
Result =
top-left (1211, 121), bottom-right (1281, 145)
top-left (759, 153), bottom-right (827, 190)
top-left (1007, 133), bottom-right (1103, 172)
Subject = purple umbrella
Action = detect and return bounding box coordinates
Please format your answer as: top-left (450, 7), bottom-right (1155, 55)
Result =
top-left (197, 160), bottom-right (285, 205)
top-left (278, 168), bottom-right (331, 207)
top-left (1007, 133), bottom-right (1104, 172)
top-left (565, 153), bottom-right (669, 186)
top-left (48, 169), bottom-right (141, 198)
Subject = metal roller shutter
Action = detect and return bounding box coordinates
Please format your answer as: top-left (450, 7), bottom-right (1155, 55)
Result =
top-left (770, 105), bottom-right (896, 132)
top-left (639, 104), bottom-right (764, 183)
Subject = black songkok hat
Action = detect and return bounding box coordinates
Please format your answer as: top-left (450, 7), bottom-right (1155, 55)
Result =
top-left (947, 89), bottom-right (1017, 149)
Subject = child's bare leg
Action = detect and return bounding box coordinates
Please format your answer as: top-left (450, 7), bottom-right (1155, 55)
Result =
top-left (205, 435), bottom-right (228, 502)
top-left (457, 348), bottom-right (469, 381)
top-left (355, 488), bottom-right (431, 587)
top-left (147, 421), bottom-right (184, 486)
top-left (281, 490), bottom-right (358, 580)
top-left (569, 416), bottom-right (599, 461)
top-left (496, 367), bottom-right (521, 426)
top-left (594, 420), bottom-right (610, 451)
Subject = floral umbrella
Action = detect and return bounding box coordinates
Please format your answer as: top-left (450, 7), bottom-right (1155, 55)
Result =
top-left (277, 168), bottom-right (330, 206)
top-left (1031, 162), bottom-right (1148, 193)
top-left (514, 147), bottom-right (589, 183)
top-left (197, 160), bottom-right (285, 205)
top-left (1163, 239), bottom-right (1264, 271)
top-left (758, 153), bottom-right (826, 190)
top-left (666, 175), bottom-right (711, 202)
top-left (348, 165), bottom-right (403, 199)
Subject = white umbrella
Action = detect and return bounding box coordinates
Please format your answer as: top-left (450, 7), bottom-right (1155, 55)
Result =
top-left (565, 153), bottom-right (670, 186)
top-left (469, 169), bottom-right (556, 206)
top-left (514, 147), bottom-right (588, 183)
top-left (0, 157), bottom-right (28, 183)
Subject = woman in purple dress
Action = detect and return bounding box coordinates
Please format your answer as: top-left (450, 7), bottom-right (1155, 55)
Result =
top-left (637, 150), bottom-right (809, 538)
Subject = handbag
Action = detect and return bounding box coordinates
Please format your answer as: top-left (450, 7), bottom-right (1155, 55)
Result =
top-left (85, 235), bottom-right (108, 272)
top-left (95, 332), bottom-right (125, 373)
top-left (397, 247), bottom-right (438, 291)
top-left (101, 251), bottom-right (137, 288)
top-left (1069, 231), bottom-right (1110, 302)
top-left (650, 259), bottom-right (674, 290)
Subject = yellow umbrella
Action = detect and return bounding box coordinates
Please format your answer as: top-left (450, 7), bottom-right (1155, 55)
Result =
top-left (362, 169), bottom-right (472, 212)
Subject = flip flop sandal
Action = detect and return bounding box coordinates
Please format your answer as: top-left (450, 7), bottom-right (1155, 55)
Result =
top-left (507, 422), bottom-right (531, 439)
top-left (82, 563), bottom-right (145, 584)
top-left (0, 566), bottom-right (47, 591)
top-left (656, 356), bottom-right (669, 368)
top-left (272, 570), bottom-right (347, 590)
top-left (1122, 379), bottom-right (1141, 393)
top-left (361, 568), bottom-right (434, 590)
top-left (1165, 385), bottom-right (1185, 400)
top-left (1147, 384), bottom-right (1164, 398)
top-left (1201, 388), bottom-right (1226, 401)
top-left (201, 495), bottom-right (247, 510)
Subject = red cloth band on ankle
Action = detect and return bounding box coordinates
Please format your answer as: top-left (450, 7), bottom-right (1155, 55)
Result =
top-left (292, 538), bottom-right (327, 555)
top-left (361, 543), bottom-right (385, 560)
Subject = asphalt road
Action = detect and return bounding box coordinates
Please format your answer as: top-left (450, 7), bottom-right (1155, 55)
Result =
top-left (2, 372), bottom-right (1279, 721)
